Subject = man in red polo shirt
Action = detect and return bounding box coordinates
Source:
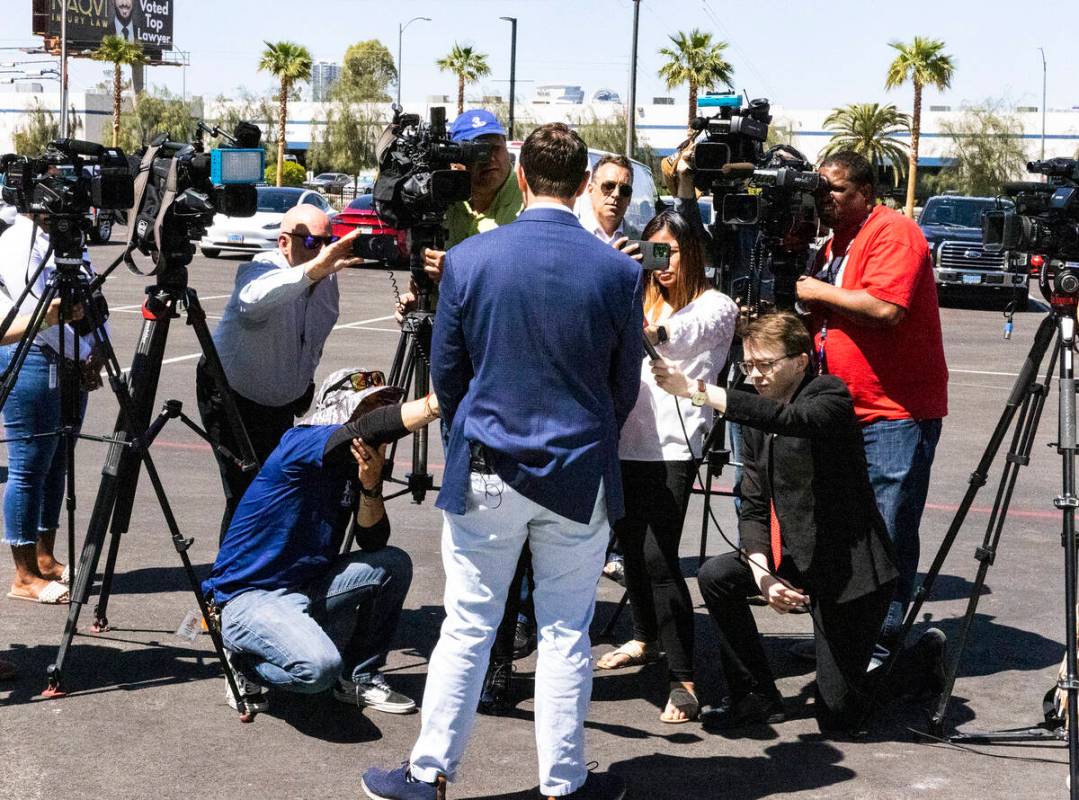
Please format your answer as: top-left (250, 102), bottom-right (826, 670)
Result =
top-left (795, 149), bottom-right (948, 652)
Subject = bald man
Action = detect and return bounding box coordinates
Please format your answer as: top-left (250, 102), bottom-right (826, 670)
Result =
top-left (197, 206), bottom-right (363, 540)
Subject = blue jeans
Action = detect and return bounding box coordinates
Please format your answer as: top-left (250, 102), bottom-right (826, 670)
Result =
top-left (220, 546), bottom-right (413, 692)
top-left (0, 345), bottom-right (87, 547)
top-left (862, 417), bottom-right (942, 641)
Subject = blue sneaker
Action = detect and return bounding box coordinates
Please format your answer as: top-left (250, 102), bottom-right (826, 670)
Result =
top-left (361, 763), bottom-right (445, 800)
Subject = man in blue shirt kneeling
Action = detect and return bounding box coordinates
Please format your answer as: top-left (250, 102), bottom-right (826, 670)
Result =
top-left (202, 369), bottom-right (440, 715)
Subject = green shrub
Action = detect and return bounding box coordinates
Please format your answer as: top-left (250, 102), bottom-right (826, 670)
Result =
top-left (265, 160), bottom-right (306, 187)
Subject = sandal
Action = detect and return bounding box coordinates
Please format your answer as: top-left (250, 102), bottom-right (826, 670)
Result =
top-left (7, 581), bottom-right (69, 605)
top-left (595, 640), bottom-right (660, 671)
top-left (661, 686), bottom-right (699, 724)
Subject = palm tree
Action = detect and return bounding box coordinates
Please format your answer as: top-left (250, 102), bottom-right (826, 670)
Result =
top-left (820, 103), bottom-right (911, 186)
top-left (885, 36), bottom-right (956, 216)
top-left (258, 41), bottom-right (313, 187)
top-left (658, 29), bottom-right (735, 130)
top-left (91, 35), bottom-right (145, 147)
top-left (436, 44), bottom-right (491, 115)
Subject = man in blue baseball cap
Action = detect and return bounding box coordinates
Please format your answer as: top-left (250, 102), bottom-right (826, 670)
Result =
top-left (410, 108), bottom-right (523, 285)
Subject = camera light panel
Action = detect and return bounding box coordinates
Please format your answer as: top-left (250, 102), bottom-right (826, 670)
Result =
top-left (210, 148), bottom-right (265, 185)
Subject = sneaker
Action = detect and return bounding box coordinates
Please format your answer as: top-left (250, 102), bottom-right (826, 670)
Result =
top-left (335, 674), bottom-right (416, 714)
top-left (478, 658), bottom-right (514, 716)
top-left (513, 618), bottom-right (537, 660)
top-left (223, 650), bottom-right (269, 713)
top-left (550, 771), bottom-right (626, 799)
top-left (362, 763), bottom-right (446, 800)
top-left (910, 627), bottom-right (947, 698)
top-left (700, 690), bottom-right (785, 730)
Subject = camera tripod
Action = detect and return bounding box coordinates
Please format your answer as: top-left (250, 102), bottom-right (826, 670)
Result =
top-left (384, 224), bottom-right (444, 504)
top-left (878, 307), bottom-right (1079, 796)
top-left (40, 249), bottom-right (261, 720)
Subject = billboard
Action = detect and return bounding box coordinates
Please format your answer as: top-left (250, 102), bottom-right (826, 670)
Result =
top-left (32, 0), bottom-right (174, 57)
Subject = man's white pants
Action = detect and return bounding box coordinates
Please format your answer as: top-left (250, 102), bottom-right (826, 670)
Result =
top-left (410, 473), bottom-right (609, 796)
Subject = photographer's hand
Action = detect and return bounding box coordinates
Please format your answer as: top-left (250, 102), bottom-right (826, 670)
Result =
top-left (304, 229), bottom-right (364, 282)
top-left (759, 574), bottom-right (810, 615)
top-left (352, 438), bottom-right (387, 528)
top-left (422, 248), bottom-right (447, 282)
top-left (650, 358), bottom-right (693, 398)
top-left (395, 279), bottom-right (419, 324)
top-left (44, 299), bottom-right (84, 329)
top-left (612, 237), bottom-right (643, 262)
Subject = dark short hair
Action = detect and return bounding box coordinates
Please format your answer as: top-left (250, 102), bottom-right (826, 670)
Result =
top-left (819, 150), bottom-right (875, 193)
top-left (520, 123), bottom-right (589, 199)
top-left (592, 154), bottom-right (633, 183)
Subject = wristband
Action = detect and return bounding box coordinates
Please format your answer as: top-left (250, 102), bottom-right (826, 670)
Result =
top-left (359, 481), bottom-right (383, 499)
top-left (656, 325), bottom-right (669, 345)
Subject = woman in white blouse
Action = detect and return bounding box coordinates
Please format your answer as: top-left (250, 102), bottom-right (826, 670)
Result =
top-left (595, 205), bottom-right (738, 724)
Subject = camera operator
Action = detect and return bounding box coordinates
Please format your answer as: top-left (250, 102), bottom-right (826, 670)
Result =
top-left (204, 369), bottom-right (440, 714)
top-left (0, 212), bottom-right (104, 605)
top-left (794, 150), bottom-right (948, 654)
top-left (196, 205), bottom-right (363, 541)
top-left (651, 311), bottom-right (945, 735)
top-left (393, 109), bottom-right (522, 319)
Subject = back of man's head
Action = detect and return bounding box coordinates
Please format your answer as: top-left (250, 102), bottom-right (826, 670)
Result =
top-left (520, 123), bottom-right (588, 200)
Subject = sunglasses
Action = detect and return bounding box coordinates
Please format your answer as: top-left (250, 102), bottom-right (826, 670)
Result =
top-left (329, 370), bottom-right (387, 393)
top-left (598, 180), bottom-right (633, 199)
top-left (284, 231), bottom-right (339, 249)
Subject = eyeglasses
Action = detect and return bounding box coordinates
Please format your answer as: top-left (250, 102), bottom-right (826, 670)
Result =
top-left (329, 370), bottom-right (387, 393)
top-left (598, 180), bottom-right (633, 199)
top-left (284, 230), bottom-right (339, 249)
top-left (736, 354), bottom-right (800, 376)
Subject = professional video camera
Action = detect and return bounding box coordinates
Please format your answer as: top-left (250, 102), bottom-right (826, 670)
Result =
top-left (683, 94), bottom-right (824, 311)
top-left (128, 120), bottom-right (263, 274)
top-left (373, 105), bottom-right (492, 288)
top-left (0, 138), bottom-right (133, 333)
top-left (984, 158), bottom-right (1079, 303)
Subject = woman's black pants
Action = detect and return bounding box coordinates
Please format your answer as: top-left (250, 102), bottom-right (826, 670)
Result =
top-left (615, 459), bottom-right (697, 683)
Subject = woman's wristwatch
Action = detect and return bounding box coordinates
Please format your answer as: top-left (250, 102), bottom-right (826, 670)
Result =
top-left (690, 379), bottom-right (708, 407)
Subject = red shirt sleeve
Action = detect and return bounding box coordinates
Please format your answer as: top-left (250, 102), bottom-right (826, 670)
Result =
top-left (853, 232), bottom-right (927, 311)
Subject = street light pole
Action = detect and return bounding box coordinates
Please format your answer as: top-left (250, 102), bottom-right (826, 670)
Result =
top-left (499, 17), bottom-right (517, 139)
top-left (1039, 47), bottom-right (1047, 162)
top-left (625, 0), bottom-right (640, 157)
top-left (397, 16), bottom-right (431, 107)
top-left (59, 0), bottom-right (68, 138)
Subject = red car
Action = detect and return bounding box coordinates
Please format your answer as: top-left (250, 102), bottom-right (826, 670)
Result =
top-left (331, 194), bottom-right (409, 267)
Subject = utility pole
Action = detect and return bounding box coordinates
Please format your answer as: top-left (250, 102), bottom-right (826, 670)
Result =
top-left (1039, 47), bottom-right (1047, 162)
top-left (625, 0), bottom-right (640, 157)
top-left (59, 0), bottom-right (68, 138)
top-left (499, 17), bottom-right (517, 139)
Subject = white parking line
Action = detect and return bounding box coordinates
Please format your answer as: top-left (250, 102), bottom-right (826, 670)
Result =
top-left (950, 368), bottom-right (1020, 378)
top-left (110, 293), bottom-right (231, 312)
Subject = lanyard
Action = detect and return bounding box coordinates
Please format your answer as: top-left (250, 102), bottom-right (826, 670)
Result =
top-left (816, 215), bottom-right (869, 374)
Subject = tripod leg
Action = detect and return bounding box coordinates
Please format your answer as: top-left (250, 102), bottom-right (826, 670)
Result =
top-left (1055, 315), bottom-right (1079, 798)
top-left (699, 459), bottom-right (714, 567)
top-left (869, 313), bottom-right (1057, 730)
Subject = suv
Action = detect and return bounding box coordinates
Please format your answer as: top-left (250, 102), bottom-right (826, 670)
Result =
top-left (918, 195), bottom-right (1027, 307)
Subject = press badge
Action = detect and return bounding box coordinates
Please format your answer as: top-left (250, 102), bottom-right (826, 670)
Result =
top-left (48, 361), bottom-right (57, 389)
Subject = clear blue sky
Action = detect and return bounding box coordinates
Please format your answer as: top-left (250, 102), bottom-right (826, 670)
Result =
top-left (4, 0), bottom-right (1076, 112)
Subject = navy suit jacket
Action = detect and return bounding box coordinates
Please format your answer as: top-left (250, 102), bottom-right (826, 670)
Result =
top-left (431, 206), bottom-right (643, 524)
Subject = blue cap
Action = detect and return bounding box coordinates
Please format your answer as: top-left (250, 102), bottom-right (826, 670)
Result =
top-left (450, 109), bottom-right (507, 142)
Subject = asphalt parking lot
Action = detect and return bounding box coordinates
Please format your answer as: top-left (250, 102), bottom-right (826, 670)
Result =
top-left (0, 231), bottom-right (1073, 799)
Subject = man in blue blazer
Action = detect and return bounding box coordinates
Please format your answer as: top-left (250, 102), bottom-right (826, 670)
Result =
top-left (363, 124), bottom-right (642, 800)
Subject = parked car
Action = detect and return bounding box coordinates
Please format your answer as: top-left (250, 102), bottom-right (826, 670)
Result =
top-left (918, 194), bottom-right (1027, 307)
top-left (330, 194), bottom-right (408, 267)
top-left (304, 172), bottom-right (353, 192)
top-left (200, 186), bottom-right (334, 258)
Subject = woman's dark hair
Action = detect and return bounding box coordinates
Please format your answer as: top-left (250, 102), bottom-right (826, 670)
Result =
top-left (519, 123), bottom-right (589, 199)
top-left (640, 209), bottom-right (709, 312)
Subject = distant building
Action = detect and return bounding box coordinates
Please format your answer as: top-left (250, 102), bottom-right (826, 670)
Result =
top-left (533, 84), bottom-right (584, 104)
top-left (592, 88), bottom-right (621, 104)
top-left (311, 61), bottom-right (341, 102)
